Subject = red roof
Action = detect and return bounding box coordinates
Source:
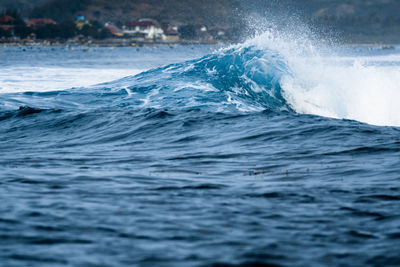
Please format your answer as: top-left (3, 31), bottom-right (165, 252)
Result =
top-left (125, 21), bottom-right (156, 27)
top-left (0, 15), bottom-right (14, 24)
top-left (165, 29), bottom-right (178, 35)
top-left (26, 18), bottom-right (57, 26)
top-left (0, 25), bottom-right (13, 30)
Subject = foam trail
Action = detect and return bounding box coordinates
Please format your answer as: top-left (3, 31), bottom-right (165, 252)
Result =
top-left (0, 67), bottom-right (141, 93)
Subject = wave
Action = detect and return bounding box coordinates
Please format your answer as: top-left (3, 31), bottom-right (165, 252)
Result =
top-left (0, 43), bottom-right (292, 114)
top-left (2, 30), bottom-right (400, 126)
top-left (108, 44), bottom-right (293, 112)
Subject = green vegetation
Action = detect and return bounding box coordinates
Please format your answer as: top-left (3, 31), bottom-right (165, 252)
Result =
top-left (22, 0), bottom-right (242, 27)
top-left (30, 0), bottom-right (91, 22)
top-left (34, 21), bottom-right (75, 39)
top-left (33, 21), bottom-right (111, 39)
top-left (178, 25), bottom-right (197, 40)
top-left (0, 26), bottom-right (11, 37)
top-left (0, 9), bottom-right (31, 38)
top-left (1, 0), bottom-right (244, 42)
top-left (0, 8), bottom-right (110, 40)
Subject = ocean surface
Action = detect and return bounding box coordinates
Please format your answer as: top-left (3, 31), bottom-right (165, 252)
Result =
top-left (1, 34), bottom-right (400, 266)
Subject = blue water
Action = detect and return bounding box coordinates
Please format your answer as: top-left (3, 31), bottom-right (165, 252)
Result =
top-left (1, 41), bottom-right (400, 266)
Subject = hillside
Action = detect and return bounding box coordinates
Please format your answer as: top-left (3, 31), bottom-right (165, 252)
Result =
top-left (0, 0), bottom-right (46, 12)
top-left (3, 0), bottom-right (400, 26)
top-left (27, 0), bottom-right (243, 28)
top-left (299, 0), bottom-right (400, 43)
top-left (1, 0), bottom-right (400, 43)
top-left (244, 0), bottom-right (400, 43)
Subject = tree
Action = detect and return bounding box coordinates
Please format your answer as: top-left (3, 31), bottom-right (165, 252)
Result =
top-left (14, 25), bottom-right (32, 38)
top-left (35, 24), bottom-right (59, 39)
top-left (58, 21), bottom-right (77, 39)
top-left (80, 23), bottom-right (97, 37)
top-left (0, 27), bottom-right (11, 38)
top-left (179, 24), bottom-right (197, 39)
top-left (97, 28), bottom-right (111, 39)
top-left (2, 9), bottom-right (24, 25)
top-left (34, 21), bottom-right (77, 39)
top-left (1, 9), bottom-right (31, 38)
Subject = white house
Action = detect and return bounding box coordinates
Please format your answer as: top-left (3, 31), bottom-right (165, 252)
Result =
top-left (122, 19), bottom-right (164, 40)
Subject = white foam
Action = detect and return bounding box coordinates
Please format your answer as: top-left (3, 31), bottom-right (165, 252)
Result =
top-left (282, 58), bottom-right (400, 126)
top-left (174, 81), bottom-right (218, 92)
top-left (245, 30), bottom-right (400, 127)
top-left (0, 66), bottom-right (142, 93)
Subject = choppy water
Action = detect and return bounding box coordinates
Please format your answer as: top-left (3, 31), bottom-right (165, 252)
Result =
top-left (1, 34), bottom-right (400, 266)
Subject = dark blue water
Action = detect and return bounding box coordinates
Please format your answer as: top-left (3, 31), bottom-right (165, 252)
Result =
top-left (1, 43), bottom-right (400, 267)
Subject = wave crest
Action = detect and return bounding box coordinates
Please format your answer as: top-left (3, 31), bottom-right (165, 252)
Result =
top-left (96, 44), bottom-right (292, 112)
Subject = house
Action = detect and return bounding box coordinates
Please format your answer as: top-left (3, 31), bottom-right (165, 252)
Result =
top-left (0, 15), bottom-right (14, 24)
top-left (0, 15), bottom-right (15, 32)
top-left (163, 29), bottom-right (179, 43)
top-left (0, 25), bottom-right (12, 31)
top-left (194, 25), bottom-right (214, 43)
top-left (122, 19), bottom-right (164, 40)
top-left (26, 18), bottom-right (57, 28)
top-left (76, 13), bottom-right (85, 22)
top-left (75, 12), bottom-right (89, 30)
top-left (104, 22), bottom-right (123, 37)
top-left (210, 27), bottom-right (226, 37)
top-left (209, 26), bottom-right (227, 41)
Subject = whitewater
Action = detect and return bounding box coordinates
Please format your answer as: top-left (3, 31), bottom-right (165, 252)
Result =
top-left (1, 32), bottom-right (400, 267)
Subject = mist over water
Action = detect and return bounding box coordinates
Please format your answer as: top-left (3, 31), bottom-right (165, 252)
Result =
top-left (1, 21), bottom-right (400, 267)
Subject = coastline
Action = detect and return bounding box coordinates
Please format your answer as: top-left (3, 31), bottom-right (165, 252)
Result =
top-left (0, 37), bottom-right (222, 47)
top-left (1, 37), bottom-right (398, 49)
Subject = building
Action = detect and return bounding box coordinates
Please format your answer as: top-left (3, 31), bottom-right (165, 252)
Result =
top-left (122, 19), bottom-right (164, 40)
top-left (26, 18), bottom-right (57, 28)
top-left (163, 29), bottom-right (179, 43)
top-left (0, 15), bottom-right (15, 32)
top-left (209, 26), bottom-right (227, 41)
top-left (104, 22), bottom-right (123, 37)
top-left (0, 15), bottom-right (14, 24)
top-left (76, 13), bottom-right (85, 22)
top-left (74, 12), bottom-right (89, 30)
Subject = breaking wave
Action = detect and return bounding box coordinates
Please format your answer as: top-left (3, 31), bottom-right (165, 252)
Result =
top-left (2, 30), bottom-right (400, 126)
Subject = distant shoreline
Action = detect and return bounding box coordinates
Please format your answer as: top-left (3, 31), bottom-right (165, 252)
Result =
top-left (0, 37), bottom-right (221, 47)
top-left (0, 38), bottom-right (398, 49)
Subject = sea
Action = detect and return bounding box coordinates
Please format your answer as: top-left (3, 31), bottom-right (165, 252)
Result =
top-left (1, 32), bottom-right (400, 267)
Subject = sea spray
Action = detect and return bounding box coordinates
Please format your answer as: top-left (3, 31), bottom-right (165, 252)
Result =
top-left (238, 24), bottom-right (400, 126)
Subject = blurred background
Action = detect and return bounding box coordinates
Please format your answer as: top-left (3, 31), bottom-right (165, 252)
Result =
top-left (0, 0), bottom-right (399, 46)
